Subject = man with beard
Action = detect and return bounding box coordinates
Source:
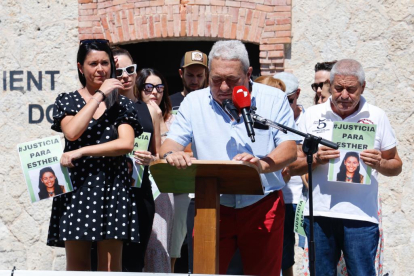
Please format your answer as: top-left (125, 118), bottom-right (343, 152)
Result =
top-left (170, 50), bottom-right (208, 113)
top-left (169, 50), bottom-right (208, 272)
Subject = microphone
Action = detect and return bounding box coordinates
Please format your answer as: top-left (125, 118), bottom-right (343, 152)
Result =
top-left (222, 99), bottom-right (240, 123)
top-left (232, 85), bottom-right (255, 142)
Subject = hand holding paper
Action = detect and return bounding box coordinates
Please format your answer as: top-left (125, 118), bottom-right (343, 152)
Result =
top-left (134, 150), bottom-right (156, 166)
top-left (314, 146), bottom-right (340, 165)
top-left (60, 150), bottom-right (83, 168)
top-left (360, 149), bottom-right (382, 170)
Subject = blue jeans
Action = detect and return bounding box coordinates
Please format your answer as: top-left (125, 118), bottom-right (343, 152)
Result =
top-left (304, 216), bottom-right (379, 276)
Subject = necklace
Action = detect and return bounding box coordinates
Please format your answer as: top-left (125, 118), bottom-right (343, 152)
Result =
top-left (346, 175), bottom-right (353, 182)
top-left (48, 191), bottom-right (54, 196)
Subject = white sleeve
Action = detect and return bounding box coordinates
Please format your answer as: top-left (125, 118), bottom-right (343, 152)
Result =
top-left (378, 111), bottom-right (397, 151)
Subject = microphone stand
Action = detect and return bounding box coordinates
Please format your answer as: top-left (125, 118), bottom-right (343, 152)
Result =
top-left (250, 108), bottom-right (338, 276)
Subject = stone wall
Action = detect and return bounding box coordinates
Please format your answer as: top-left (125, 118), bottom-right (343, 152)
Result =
top-left (0, 0), bottom-right (413, 274)
top-left (0, 0), bottom-right (79, 270)
top-left (286, 0), bottom-right (414, 275)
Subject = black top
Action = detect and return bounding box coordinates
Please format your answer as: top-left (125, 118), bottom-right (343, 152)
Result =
top-left (134, 100), bottom-right (154, 191)
top-left (170, 92), bottom-right (185, 114)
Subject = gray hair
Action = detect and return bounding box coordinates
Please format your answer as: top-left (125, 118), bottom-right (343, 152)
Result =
top-left (330, 59), bottom-right (365, 84)
top-left (208, 40), bottom-right (250, 73)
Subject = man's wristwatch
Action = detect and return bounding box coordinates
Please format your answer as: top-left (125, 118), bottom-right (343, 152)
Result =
top-left (163, 151), bottom-right (174, 159)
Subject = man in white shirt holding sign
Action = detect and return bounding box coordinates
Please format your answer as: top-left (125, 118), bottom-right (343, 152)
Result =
top-left (289, 59), bottom-right (402, 276)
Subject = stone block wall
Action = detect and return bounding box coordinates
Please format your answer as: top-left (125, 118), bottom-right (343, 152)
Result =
top-left (286, 1), bottom-right (414, 274)
top-left (77, 0), bottom-right (293, 75)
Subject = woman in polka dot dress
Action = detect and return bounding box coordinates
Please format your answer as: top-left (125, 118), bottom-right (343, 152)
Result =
top-left (47, 39), bottom-right (142, 271)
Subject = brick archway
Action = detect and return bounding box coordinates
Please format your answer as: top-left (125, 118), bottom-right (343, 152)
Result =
top-left (78, 0), bottom-right (292, 75)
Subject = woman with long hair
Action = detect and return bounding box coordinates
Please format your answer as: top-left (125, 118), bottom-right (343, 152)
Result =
top-left (111, 47), bottom-right (160, 272)
top-left (38, 167), bottom-right (65, 199)
top-left (336, 151), bottom-right (364, 184)
top-left (136, 68), bottom-right (174, 273)
top-left (47, 39), bottom-right (142, 272)
top-left (137, 68), bottom-right (172, 139)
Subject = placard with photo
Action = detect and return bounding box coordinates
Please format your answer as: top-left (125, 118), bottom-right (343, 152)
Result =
top-left (17, 136), bottom-right (73, 202)
top-left (328, 122), bottom-right (377, 184)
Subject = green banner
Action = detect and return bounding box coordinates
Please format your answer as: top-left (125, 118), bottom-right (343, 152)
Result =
top-left (294, 199), bottom-right (306, 237)
top-left (17, 136), bottom-right (72, 203)
top-left (128, 132), bottom-right (151, 188)
top-left (328, 122), bottom-right (377, 184)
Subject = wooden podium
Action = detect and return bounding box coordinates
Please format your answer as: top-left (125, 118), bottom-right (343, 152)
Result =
top-left (150, 160), bottom-right (264, 275)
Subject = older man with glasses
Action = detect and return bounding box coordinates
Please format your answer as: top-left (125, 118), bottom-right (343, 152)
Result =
top-left (160, 40), bottom-right (300, 275)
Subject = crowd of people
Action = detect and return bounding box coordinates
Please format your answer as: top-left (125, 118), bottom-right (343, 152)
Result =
top-left (45, 38), bottom-right (402, 276)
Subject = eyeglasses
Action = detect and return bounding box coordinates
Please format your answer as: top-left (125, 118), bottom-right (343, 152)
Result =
top-left (311, 82), bottom-right (324, 92)
top-left (80, 39), bottom-right (109, 45)
top-left (115, 64), bottom-right (137, 78)
top-left (143, 83), bottom-right (165, 93)
top-left (288, 97), bottom-right (295, 104)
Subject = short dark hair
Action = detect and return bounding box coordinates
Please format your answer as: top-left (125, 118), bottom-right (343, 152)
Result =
top-left (111, 46), bottom-right (134, 64)
top-left (136, 68), bottom-right (172, 121)
top-left (314, 60), bottom-right (337, 72)
top-left (77, 40), bottom-right (116, 87)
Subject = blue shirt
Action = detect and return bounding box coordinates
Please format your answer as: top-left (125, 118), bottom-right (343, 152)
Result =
top-left (167, 82), bottom-right (300, 208)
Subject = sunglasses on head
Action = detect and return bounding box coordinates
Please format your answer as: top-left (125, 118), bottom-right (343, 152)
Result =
top-left (115, 64), bottom-right (137, 78)
top-left (80, 39), bottom-right (110, 45)
top-left (144, 83), bottom-right (165, 93)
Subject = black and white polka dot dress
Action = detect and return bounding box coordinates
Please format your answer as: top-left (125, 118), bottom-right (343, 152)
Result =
top-left (47, 91), bottom-right (142, 247)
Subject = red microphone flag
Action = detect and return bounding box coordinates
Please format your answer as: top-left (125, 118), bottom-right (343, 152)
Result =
top-left (232, 85), bottom-right (251, 110)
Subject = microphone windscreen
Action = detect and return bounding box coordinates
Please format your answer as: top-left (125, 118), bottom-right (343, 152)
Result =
top-left (232, 85), bottom-right (251, 110)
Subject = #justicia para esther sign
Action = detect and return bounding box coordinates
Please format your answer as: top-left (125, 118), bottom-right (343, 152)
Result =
top-left (17, 136), bottom-right (73, 203)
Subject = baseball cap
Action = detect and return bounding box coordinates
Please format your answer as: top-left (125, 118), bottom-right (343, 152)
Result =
top-left (273, 72), bottom-right (299, 96)
top-left (180, 50), bottom-right (208, 68)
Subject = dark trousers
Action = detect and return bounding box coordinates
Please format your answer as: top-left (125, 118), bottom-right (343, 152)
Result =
top-left (122, 187), bottom-right (155, 272)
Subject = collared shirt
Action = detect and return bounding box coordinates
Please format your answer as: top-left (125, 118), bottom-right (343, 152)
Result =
top-left (167, 82), bottom-right (300, 208)
top-left (298, 96), bottom-right (397, 224)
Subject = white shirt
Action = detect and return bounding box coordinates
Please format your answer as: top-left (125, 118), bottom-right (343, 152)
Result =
top-left (298, 96), bottom-right (397, 224)
top-left (282, 105), bottom-right (305, 204)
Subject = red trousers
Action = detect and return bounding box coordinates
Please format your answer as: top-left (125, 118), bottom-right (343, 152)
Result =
top-left (219, 191), bottom-right (285, 276)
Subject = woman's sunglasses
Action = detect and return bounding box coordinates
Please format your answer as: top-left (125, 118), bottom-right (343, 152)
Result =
top-left (115, 64), bottom-right (137, 78)
top-left (311, 80), bottom-right (330, 92)
top-left (311, 82), bottom-right (324, 92)
top-left (144, 83), bottom-right (165, 93)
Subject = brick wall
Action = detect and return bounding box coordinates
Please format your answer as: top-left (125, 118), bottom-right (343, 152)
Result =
top-left (78, 0), bottom-right (292, 75)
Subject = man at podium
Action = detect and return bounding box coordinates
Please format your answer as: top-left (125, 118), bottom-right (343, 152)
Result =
top-left (160, 40), bottom-right (300, 275)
